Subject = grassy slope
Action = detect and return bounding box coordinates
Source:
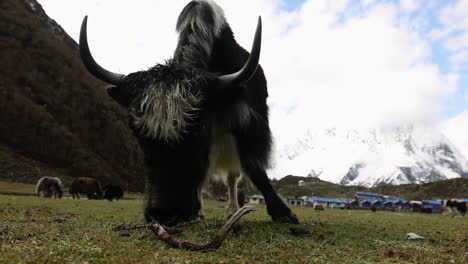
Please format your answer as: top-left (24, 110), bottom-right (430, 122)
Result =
top-left (273, 176), bottom-right (468, 200)
top-left (1, 194), bottom-right (466, 264)
top-left (0, 182), bottom-right (37, 196)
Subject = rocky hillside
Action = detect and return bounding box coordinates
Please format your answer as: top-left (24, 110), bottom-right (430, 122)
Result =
top-left (0, 0), bottom-right (144, 190)
top-left (272, 175), bottom-right (468, 200)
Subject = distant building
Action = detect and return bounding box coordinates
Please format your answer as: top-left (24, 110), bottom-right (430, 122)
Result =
top-left (249, 195), bottom-right (265, 205)
top-left (308, 197), bottom-right (352, 208)
top-left (409, 201), bottom-right (423, 211)
top-left (287, 196), bottom-right (305, 207)
top-left (298, 180), bottom-right (305, 187)
top-left (330, 199), bottom-right (353, 209)
top-left (359, 198), bottom-right (381, 209)
top-left (382, 198), bottom-right (407, 210)
top-left (422, 200), bottom-right (442, 211)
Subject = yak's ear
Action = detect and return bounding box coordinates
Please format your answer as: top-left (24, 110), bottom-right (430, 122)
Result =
top-left (106, 85), bottom-right (131, 107)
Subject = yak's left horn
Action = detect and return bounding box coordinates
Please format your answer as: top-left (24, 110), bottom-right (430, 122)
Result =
top-left (218, 16), bottom-right (262, 86)
top-left (79, 16), bottom-right (126, 85)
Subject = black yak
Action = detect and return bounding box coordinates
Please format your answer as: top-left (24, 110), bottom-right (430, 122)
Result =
top-left (443, 199), bottom-right (467, 217)
top-left (79, 0), bottom-right (298, 226)
top-left (36, 176), bottom-right (63, 198)
top-left (102, 184), bottom-right (124, 201)
top-left (69, 177), bottom-right (102, 199)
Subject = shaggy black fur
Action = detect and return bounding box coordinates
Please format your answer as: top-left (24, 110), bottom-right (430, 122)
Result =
top-left (81, 0), bottom-right (299, 225)
top-left (445, 199), bottom-right (467, 216)
top-left (173, 1), bottom-right (298, 224)
top-left (103, 184), bottom-right (124, 201)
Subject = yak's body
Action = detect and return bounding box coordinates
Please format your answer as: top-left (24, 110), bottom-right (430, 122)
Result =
top-left (79, 0), bottom-right (298, 225)
top-left (314, 205), bottom-right (325, 211)
top-left (69, 177), bottom-right (102, 199)
top-left (103, 184), bottom-right (124, 201)
top-left (443, 199), bottom-right (467, 217)
top-left (36, 177), bottom-right (63, 198)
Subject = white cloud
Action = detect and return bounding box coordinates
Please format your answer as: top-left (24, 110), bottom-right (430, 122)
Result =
top-left (441, 110), bottom-right (468, 160)
top-left (399, 0), bottom-right (420, 13)
top-left (362, 0), bottom-right (376, 7)
top-left (38, 0), bottom-right (458, 151)
top-left (444, 33), bottom-right (468, 52)
top-left (431, 0), bottom-right (468, 50)
top-left (265, 1), bottom-right (457, 141)
top-left (449, 50), bottom-right (468, 68)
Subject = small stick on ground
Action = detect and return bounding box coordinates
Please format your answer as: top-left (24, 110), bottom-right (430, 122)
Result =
top-left (112, 223), bottom-right (147, 232)
top-left (148, 206), bottom-right (256, 252)
top-left (113, 220), bottom-right (199, 235)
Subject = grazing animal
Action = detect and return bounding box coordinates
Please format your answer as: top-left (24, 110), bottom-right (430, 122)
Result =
top-left (79, 0), bottom-right (298, 226)
top-left (69, 177), bottom-right (102, 199)
top-left (102, 184), bottom-right (124, 201)
top-left (443, 199), bottom-right (467, 217)
top-left (314, 205), bottom-right (325, 211)
top-left (36, 177), bottom-right (63, 198)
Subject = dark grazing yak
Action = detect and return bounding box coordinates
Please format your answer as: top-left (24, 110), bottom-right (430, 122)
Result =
top-left (79, 0), bottom-right (298, 226)
top-left (443, 199), bottom-right (467, 217)
top-left (103, 184), bottom-right (124, 201)
top-left (69, 177), bottom-right (103, 199)
top-left (36, 176), bottom-right (63, 198)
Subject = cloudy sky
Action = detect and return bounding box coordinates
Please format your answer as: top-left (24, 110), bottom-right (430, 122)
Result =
top-left (38, 0), bottom-right (468, 144)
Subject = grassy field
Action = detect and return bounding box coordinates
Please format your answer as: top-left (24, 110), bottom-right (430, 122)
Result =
top-left (0, 182), bottom-right (38, 196)
top-left (0, 193), bottom-right (466, 264)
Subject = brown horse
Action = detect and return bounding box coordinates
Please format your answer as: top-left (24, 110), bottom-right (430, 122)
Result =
top-left (69, 177), bottom-right (102, 199)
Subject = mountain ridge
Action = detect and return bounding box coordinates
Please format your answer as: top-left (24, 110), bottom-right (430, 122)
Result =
top-left (272, 175), bottom-right (468, 200)
top-left (270, 124), bottom-right (468, 187)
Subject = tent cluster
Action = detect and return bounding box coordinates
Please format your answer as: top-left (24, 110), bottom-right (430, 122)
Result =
top-left (246, 191), bottom-right (454, 213)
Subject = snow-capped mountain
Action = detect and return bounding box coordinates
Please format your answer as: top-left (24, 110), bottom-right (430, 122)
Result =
top-left (441, 111), bottom-right (468, 160)
top-left (269, 124), bottom-right (468, 187)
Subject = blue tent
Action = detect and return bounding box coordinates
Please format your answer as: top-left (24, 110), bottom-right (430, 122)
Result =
top-left (308, 196), bottom-right (337, 203)
top-left (355, 191), bottom-right (384, 198)
top-left (422, 200), bottom-right (442, 209)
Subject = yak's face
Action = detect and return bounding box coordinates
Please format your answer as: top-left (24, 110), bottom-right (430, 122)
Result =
top-left (57, 190), bottom-right (63, 198)
top-left (117, 62), bottom-right (211, 142)
top-left (108, 63), bottom-right (216, 225)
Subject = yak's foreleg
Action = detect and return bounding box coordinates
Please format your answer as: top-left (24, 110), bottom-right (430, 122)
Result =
top-left (197, 185), bottom-right (205, 220)
top-left (226, 171), bottom-right (240, 219)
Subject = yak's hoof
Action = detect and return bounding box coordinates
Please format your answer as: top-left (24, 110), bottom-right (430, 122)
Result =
top-left (273, 213), bottom-right (300, 224)
top-left (198, 214), bottom-right (206, 221)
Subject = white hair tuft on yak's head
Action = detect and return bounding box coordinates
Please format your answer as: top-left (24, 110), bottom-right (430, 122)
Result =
top-left (175, 0), bottom-right (227, 68)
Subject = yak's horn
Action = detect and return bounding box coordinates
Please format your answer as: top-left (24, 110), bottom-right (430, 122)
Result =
top-left (79, 16), bottom-right (125, 85)
top-left (218, 16), bottom-right (262, 86)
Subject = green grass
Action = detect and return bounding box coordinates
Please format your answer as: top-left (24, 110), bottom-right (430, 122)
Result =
top-left (0, 182), bottom-right (37, 196)
top-left (1, 194), bottom-right (467, 263)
